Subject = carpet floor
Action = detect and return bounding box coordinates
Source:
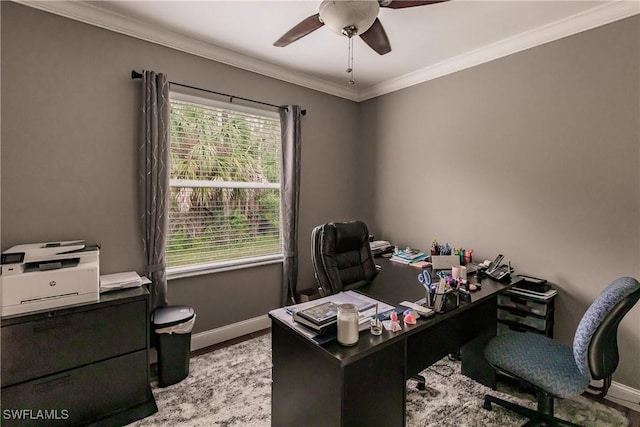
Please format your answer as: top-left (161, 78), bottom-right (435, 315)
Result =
top-left (130, 333), bottom-right (628, 427)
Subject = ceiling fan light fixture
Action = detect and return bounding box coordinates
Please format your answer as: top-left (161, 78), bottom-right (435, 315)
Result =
top-left (319, 0), bottom-right (380, 37)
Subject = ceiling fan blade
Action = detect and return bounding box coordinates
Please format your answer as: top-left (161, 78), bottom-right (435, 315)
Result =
top-left (274, 13), bottom-right (324, 47)
top-left (359, 18), bottom-right (391, 55)
top-left (382, 1), bottom-right (448, 9)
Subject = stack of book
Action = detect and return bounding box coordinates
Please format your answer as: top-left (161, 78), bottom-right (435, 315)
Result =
top-left (390, 249), bottom-right (428, 265)
top-left (292, 302), bottom-right (339, 333)
top-left (290, 292), bottom-right (378, 334)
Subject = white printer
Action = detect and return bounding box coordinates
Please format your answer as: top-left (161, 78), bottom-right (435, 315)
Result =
top-left (1, 240), bottom-right (99, 316)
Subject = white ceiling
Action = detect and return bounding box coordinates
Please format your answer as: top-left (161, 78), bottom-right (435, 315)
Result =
top-left (20, 0), bottom-right (639, 101)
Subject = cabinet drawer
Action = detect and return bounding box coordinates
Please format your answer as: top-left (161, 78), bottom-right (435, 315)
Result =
top-left (1, 350), bottom-right (149, 427)
top-left (497, 307), bottom-right (547, 332)
top-left (498, 293), bottom-right (550, 316)
top-left (1, 300), bottom-right (146, 387)
top-left (498, 320), bottom-right (552, 336)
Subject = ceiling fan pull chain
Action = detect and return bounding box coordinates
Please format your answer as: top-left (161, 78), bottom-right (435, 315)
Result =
top-left (347, 36), bottom-right (355, 86)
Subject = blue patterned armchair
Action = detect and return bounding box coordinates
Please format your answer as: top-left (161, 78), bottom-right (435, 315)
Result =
top-left (483, 276), bottom-right (640, 426)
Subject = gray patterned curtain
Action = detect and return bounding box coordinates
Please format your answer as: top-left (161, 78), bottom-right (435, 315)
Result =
top-left (280, 105), bottom-right (302, 306)
top-left (139, 71), bottom-right (170, 310)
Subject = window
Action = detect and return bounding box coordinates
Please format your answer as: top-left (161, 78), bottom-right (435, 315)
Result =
top-left (167, 92), bottom-right (283, 276)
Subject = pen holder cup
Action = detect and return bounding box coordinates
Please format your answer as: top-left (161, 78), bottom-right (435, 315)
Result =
top-left (429, 290), bottom-right (460, 313)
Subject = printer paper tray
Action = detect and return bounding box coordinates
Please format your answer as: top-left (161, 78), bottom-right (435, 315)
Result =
top-left (2, 263), bottom-right (98, 316)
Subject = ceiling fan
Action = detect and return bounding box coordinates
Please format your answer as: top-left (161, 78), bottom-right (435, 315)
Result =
top-left (274, 0), bottom-right (448, 55)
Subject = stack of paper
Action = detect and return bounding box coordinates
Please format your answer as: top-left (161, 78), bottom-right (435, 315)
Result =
top-left (390, 249), bottom-right (428, 264)
top-left (507, 287), bottom-right (557, 300)
top-left (99, 271), bottom-right (150, 293)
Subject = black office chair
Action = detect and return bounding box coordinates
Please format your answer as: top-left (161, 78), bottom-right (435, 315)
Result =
top-left (483, 276), bottom-right (640, 426)
top-left (311, 220), bottom-right (378, 296)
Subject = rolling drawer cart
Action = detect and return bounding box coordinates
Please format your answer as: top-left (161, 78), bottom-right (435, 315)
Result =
top-left (497, 284), bottom-right (556, 338)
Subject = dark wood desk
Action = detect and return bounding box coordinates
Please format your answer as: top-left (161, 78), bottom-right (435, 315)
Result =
top-left (1, 287), bottom-right (157, 427)
top-left (270, 260), bottom-right (520, 427)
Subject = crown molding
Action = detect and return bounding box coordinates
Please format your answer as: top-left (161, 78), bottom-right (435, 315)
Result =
top-left (14, 0), bottom-right (639, 103)
top-left (357, 1), bottom-right (640, 101)
top-left (13, 0), bottom-right (361, 102)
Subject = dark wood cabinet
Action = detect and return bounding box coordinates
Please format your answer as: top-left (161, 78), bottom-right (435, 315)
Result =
top-left (1, 287), bottom-right (157, 426)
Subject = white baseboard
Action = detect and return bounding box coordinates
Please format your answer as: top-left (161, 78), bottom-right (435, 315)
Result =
top-left (605, 381), bottom-right (640, 413)
top-left (149, 314), bottom-right (270, 365)
top-left (190, 314), bottom-right (271, 352)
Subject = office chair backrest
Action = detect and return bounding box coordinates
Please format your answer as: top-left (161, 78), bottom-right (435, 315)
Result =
top-left (573, 277), bottom-right (640, 380)
top-left (312, 221), bottom-right (378, 295)
top-left (311, 224), bottom-right (331, 293)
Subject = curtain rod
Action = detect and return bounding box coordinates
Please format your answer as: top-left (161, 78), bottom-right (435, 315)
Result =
top-left (131, 70), bottom-right (306, 116)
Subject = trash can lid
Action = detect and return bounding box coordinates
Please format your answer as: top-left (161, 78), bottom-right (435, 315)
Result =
top-left (152, 305), bottom-right (195, 328)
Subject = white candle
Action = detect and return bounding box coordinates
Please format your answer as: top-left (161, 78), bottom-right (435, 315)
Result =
top-left (337, 304), bottom-right (359, 346)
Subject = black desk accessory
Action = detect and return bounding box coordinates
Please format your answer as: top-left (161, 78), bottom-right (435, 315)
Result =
top-left (514, 275), bottom-right (551, 293)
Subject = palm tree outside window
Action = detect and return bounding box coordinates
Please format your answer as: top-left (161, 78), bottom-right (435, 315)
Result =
top-left (167, 92), bottom-right (283, 277)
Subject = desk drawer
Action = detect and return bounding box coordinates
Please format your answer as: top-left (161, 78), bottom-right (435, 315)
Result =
top-left (1, 350), bottom-right (148, 427)
top-left (497, 307), bottom-right (546, 332)
top-left (1, 300), bottom-right (146, 387)
top-left (498, 294), bottom-right (550, 316)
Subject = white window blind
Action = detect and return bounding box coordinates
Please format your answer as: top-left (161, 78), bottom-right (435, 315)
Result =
top-left (167, 92), bottom-right (283, 272)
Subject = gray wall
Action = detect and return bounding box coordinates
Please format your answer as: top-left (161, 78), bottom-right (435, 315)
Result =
top-left (2, 2), bottom-right (639, 390)
top-left (360, 16), bottom-right (640, 388)
top-left (0, 2), bottom-right (362, 332)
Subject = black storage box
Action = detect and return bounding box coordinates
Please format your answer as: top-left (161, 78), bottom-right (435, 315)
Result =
top-left (152, 305), bottom-right (195, 387)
